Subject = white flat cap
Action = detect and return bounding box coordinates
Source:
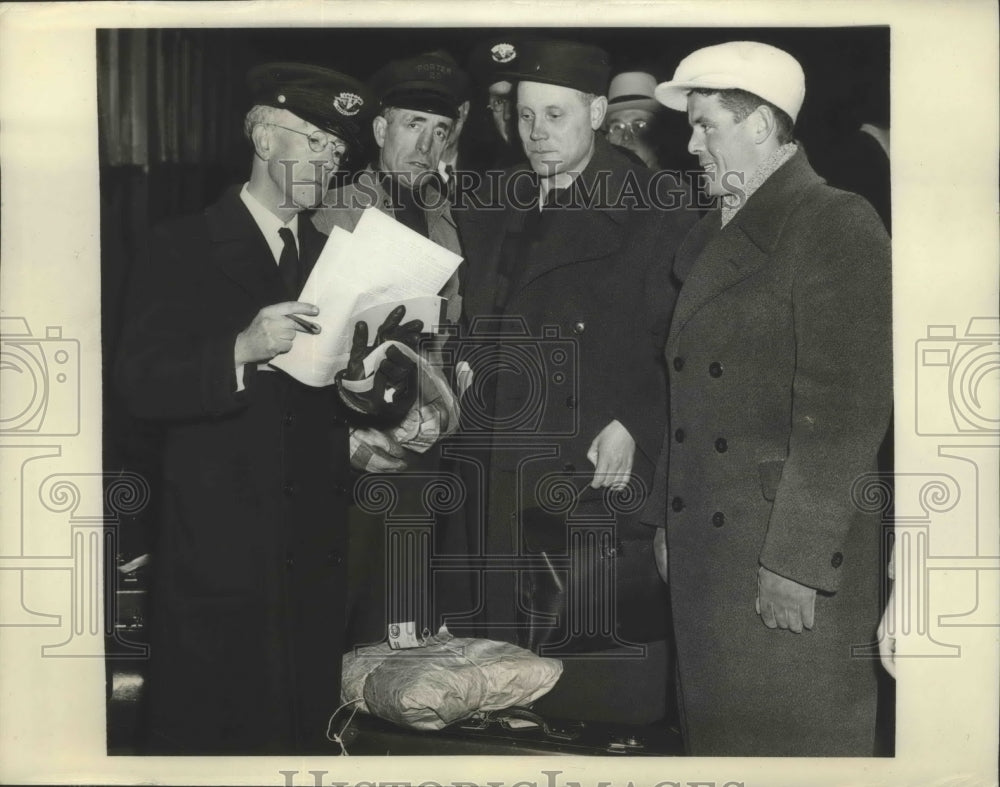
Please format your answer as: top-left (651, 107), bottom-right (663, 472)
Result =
top-left (655, 41), bottom-right (806, 122)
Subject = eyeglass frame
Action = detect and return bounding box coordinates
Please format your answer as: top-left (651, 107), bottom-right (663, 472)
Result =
top-left (262, 122), bottom-right (350, 162)
top-left (605, 117), bottom-right (653, 142)
top-left (486, 95), bottom-right (511, 113)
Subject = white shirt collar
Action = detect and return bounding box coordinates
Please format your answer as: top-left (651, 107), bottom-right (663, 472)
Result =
top-left (239, 183), bottom-right (299, 265)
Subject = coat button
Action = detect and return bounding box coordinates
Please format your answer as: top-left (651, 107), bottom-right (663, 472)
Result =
top-left (283, 412), bottom-right (294, 427)
top-left (711, 511), bottom-right (726, 527)
top-left (283, 482), bottom-right (296, 497)
top-left (673, 356), bottom-right (685, 372)
top-left (334, 482), bottom-right (349, 496)
top-left (327, 550), bottom-right (343, 567)
top-left (831, 552), bottom-right (844, 568)
top-left (285, 554), bottom-right (294, 570)
top-left (565, 395), bottom-right (578, 408)
top-left (572, 321), bottom-right (586, 335)
top-left (671, 496), bottom-right (685, 512)
top-left (674, 428), bottom-right (685, 443)
top-left (714, 437), bottom-right (728, 453)
top-left (709, 361), bottom-right (724, 378)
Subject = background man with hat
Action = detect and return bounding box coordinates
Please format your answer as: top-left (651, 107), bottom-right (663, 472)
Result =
top-left (453, 38), bottom-right (694, 725)
top-left (603, 70), bottom-right (665, 169)
top-left (467, 37), bottom-right (525, 169)
top-left (643, 41), bottom-right (892, 755)
top-left (115, 62), bottom-right (420, 753)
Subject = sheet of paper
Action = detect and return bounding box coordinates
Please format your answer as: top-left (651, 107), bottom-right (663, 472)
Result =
top-left (269, 208), bottom-right (462, 387)
top-left (330, 207), bottom-right (463, 312)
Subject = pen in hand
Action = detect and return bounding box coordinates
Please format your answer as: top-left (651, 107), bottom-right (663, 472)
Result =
top-left (288, 314), bottom-right (322, 334)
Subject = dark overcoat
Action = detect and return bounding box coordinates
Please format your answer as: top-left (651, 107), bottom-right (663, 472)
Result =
top-left (116, 187), bottom-right (355, 754)
top-left (454, 139), bottom-right (695, 651)
top-left (643, 150), bottom-right (892, 755)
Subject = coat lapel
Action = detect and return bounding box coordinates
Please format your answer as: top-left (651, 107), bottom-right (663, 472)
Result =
top-left (507, 139), bottom-right (628, 297)
top-left (668, 149), bottom-right (825, 342)
top-left (206, 188), bottom-right (285, 305)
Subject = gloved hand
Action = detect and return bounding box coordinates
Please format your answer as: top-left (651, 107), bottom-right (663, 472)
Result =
top-left (373, 304), bottom-right (424, 351)
top-left (755, 565), bottom-right (816, 633)
top-left (336, 306), bottom-right (423, 425)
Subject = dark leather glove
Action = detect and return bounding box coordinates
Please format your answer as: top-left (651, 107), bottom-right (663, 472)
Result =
top-left (335, 306), bottom-right (423, 425)
top-left (373, 304), bottom-right (424, 351)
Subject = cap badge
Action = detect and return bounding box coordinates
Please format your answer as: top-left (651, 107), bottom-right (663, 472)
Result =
top-left (491, 43), bottom-right (516, 64)
top-left (333, 91), bottom-right (363, 116)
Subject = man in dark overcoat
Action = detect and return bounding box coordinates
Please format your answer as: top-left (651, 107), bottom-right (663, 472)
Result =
top-left (643, 41), bottom-right (893, 755)
top-left (116, 63), bottom-right (416, 754)
top-left (452, 39), bottom-right (695, 724)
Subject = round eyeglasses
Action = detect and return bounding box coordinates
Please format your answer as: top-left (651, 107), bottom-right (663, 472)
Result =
top-left (606, 118), bottom-right (651, 143)
top-left (264, 123), bottom-right (349, 162)
top-left (486, 95), bottom-right (510, 113)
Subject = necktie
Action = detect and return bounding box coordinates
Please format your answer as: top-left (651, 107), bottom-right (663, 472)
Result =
top-left (277, 227), bottom-right (300, 298)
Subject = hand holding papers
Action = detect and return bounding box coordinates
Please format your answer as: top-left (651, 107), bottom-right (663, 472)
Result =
top-left (268, 207), bottom-right (462, 387)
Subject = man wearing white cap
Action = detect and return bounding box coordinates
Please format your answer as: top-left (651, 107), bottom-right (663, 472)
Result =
top-left (642, 41), bottom-right (892, 755)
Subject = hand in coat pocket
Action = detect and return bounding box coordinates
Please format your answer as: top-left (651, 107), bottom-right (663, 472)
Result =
top-left (586, 419), bottom-right (635, 489)
top-left (755, 566), bottom-right (816, 633)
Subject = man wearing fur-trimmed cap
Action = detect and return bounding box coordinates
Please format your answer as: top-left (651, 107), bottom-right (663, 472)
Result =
top-left (453, 38), bottom-right (695, 727)
top-left (115, 62), bottom-right (425, 754)
top-left (642, 40), bottom-right (892, 756)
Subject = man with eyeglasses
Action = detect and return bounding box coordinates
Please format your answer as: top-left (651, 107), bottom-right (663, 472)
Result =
top-left (603, 70), bottom-right (665, 169)
top-left (116, 62), bottom-right (420, 754)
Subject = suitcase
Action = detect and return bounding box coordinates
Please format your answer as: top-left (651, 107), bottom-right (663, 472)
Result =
top-left (331, 706), bottom-right (685, 756)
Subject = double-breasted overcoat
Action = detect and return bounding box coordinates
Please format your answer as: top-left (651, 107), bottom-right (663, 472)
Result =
top-left (643, 149), bottom-right (893, 755)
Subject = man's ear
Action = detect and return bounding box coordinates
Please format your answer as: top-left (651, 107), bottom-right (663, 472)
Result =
top-left (250, 123), bottom-right (272, 160)
top-left (372, 115), bottom-right (388, 150)
top-left (589, 95), bottom-right (608, 130)
top-left (751, 104), bottom-right (778, 144)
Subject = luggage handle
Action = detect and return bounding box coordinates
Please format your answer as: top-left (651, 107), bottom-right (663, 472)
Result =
top-left (488, 706), bottom-right (585, 741)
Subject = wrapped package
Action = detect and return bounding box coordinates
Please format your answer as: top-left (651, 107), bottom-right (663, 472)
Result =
top-left (341, 629), bottom-right (563, 730)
